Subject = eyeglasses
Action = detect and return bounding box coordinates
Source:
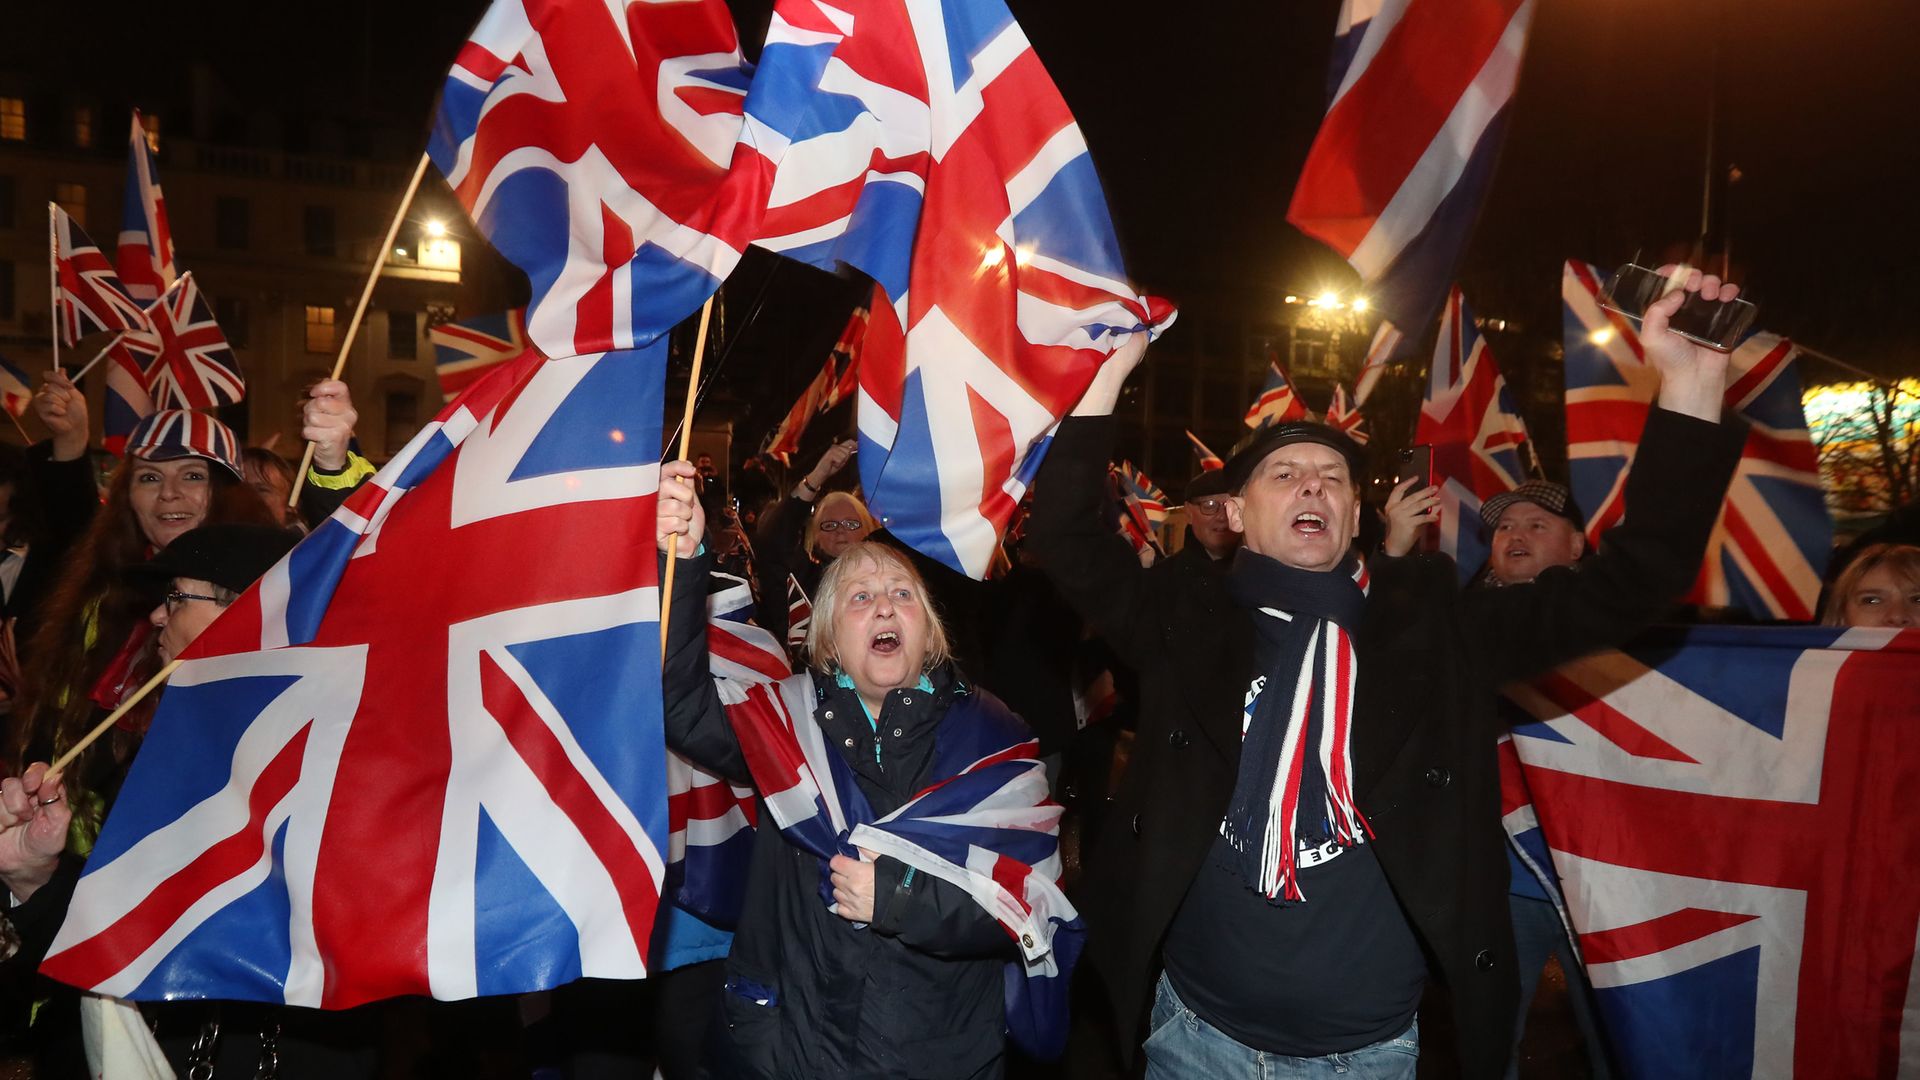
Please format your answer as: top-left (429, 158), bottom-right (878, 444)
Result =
top-left (817, 519), bottom-right (865, 533)
top-left (165, 589), bottom-right (221, 611)
top-left (1189, 498), bottom-right (1229, 516)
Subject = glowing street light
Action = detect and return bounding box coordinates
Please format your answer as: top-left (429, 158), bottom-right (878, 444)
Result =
top-left (1350, 297), bottom-right (1370, 313)
top-left (979, 245), bottom-right (1007, 271)
top-left (425, 220), bottom-right (448, 238)
top-left (1317, 291), bottom-right (1341, 309)
top-left (1588, 327), bottom-right (1615, 346)
top-left (1285, 295), bottom-right (1300, 304)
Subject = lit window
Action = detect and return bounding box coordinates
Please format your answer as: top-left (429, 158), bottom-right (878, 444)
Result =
top-left (54, 182), bottom-right (86, 229)
top-left (72, 106), bottom-right (92, 149)
top-left (305, 305), bottom-right (336, 354)
top-left (0, 99), bottom-right (23, 141)
top-left (141, 113), bottom-right (160, 153)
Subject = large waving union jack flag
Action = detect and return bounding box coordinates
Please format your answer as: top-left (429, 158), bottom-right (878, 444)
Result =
top-left (116, 110), bottom-right (177, 302)
top-left (1500, 625), bottom-right (1920, 1079)
top-left (1562, 261), bottom-right (1832, 619)
top-left (51, 205), bottom-right (150, 347)
top-left (748, 0), bottom-right (1174, 578)
top-left (1287, 0), bottom-right (1535, 352)
top-left (1415, 287), bottom-right (1531, 579)
top-left (43, 346), bottom-right (676, 1007)
top-left (428, 0), bottom-right (842, 360)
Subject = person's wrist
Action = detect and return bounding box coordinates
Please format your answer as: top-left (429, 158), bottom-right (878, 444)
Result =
top-left (313, 443), bottom-right (347, 472)
top-left (50, 430), bottom-right (88, 462)
top-left (1, 855), bottom-right (58, 904)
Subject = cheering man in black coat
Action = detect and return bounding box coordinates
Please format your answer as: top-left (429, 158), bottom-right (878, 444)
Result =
top-left (1027, 270), bottom-right (1749, 1079)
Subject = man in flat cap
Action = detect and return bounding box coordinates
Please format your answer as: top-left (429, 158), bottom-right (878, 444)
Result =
top-left (1028, 271), bottom-right (1747, 1078)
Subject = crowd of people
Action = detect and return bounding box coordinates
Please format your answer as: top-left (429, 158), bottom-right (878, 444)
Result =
top-left (0, 271), bottom-right (1906, 1079)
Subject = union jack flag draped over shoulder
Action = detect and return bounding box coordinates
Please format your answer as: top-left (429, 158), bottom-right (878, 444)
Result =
top-left (116, 110), bottom-right (177, 302)
top-left (714, 669), bottom-right (1084, 1059)
top-left (1414, 287), bottom-right (1531, 581)
top-left (1288, 0), bottom-right (1535, 366)
top-left (747, 0), bottom-right (1174, 579)
top-left (1499, 625), bottom-right (1920, 1079)
top-left (1562, 261), bottom-right (1831, 619)
top-left (44, 347), bottom-right (677, 1006)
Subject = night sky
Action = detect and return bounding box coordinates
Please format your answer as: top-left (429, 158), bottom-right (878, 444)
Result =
top-left (12, 0), bottom-right (1917, 431)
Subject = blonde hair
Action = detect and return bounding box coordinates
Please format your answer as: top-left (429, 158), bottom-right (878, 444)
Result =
top-left (803, 491), bottom-right (878, 559)
top-left (1822, 543), bottom-right (1920, 626)
top-left (803, 541), bottom-right (951, 673)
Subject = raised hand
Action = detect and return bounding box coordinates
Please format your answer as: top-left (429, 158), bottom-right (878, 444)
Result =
top-left (0, 762), bottom-right (70, 903)
top-left (657, 460), bottom-right (706, 557)
top-left (35, 370), bottom-right (90, 461)
top-left (302, 379), bottom-right (359, 472)
top-left (1382, 476), bottom-right (1442, 558)
top-left (1642, 266), bottom-right (1738, 423)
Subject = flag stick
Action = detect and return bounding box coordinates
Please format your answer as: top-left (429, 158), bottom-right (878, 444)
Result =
top-left (47, 203), bottom-right (60, 374)
top-left (658, 296), bottom-right (717, 662)
top-left (288, 152), bottom-right (434, 510)
top-left (67, 335), bottom-right (122, 383)
top-left (46, 659), bottom-right (184, 778)
top-left (5, 409), bottom-right (30, 444)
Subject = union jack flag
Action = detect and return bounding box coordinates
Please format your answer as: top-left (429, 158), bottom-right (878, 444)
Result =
top-left (1110, 465), bottom-right (1164, 561)
top-left (51, 205), bottom-right (149, 347)
top-left (1414, 287), bottom-right (1531, 580)
top-left (765, 303), bottom-right (866, 466)
top-left (1116, 460), bottom-right (1168, 525)
top-left (428, 0), bottom-right (824, 360)
top-left (1186, 429), bottom-right (1224, 472)
top-left (714, 670), bottom-right (1083, 1059)
top-left (1500, 625), bottom-right (1920, 1079)
top-left (1287, 0), bottom-right (1535, 345)
top-left (1326, 381), bottom-right (1370, 445)
top-left (430, 309), bottom-right (531, 403)
top-left (1244, 355), bottom-right (1314, 430)
top-left (1562, 261), bottom-right (1832, 620)
top-left (783, 573), bottom-right (812, 654)
top-left (666, 572), bottom-right (785, 924)
top-left (0, 354), bottom-right (31, 418)
top-left (116, 110), bottom-right (177, 302)
top-left (44, 344), bottom-right (676, 1007)
top-left (104, 272), bottom-right (246, 413)
top-left (1353, 322), bottom-right (1403, 406)
top-left (748, 0), bottom-right (1173, 579)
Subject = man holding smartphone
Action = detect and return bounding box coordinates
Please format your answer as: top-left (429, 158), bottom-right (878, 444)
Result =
top-left (1028, 270), bottom-right (1747, 1078)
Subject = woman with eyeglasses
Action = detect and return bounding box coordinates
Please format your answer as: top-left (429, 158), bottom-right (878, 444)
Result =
top-left (754, 440), bottom-right (879, 655)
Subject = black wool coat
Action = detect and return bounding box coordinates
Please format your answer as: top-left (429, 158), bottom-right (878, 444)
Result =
top-left (1026, 408), bottom-right (1744, 1077)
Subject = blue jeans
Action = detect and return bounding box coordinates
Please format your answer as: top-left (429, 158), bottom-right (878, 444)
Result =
top-left (1143, 973), bottom-right (1419, 1079)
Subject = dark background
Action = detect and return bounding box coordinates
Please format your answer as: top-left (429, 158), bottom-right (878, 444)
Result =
top-left (8, 0), bottom-right (1916, 458)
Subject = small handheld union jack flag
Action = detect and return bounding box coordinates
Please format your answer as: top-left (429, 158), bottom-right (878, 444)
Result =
top-left (1326, 381), bottom-right (1370, 445)
top-left (1186, 430), bottom-right (1225, 472)
top-left (105, 273), bottom-right (245, 414)
top-left (1244, 355), bottom-right (1314, 430)
top-left (51, 205), bottom-right (150, 347)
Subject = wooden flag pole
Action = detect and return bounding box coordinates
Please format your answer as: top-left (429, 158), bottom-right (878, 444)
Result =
top-left (46, 659), bottom-right (184, 778)
top-left (48, 203), bottom-right (61, 374)
top-left (658, 296), bottom-right (717, 662)
top-left (288, 152), bottom-right (434, 510)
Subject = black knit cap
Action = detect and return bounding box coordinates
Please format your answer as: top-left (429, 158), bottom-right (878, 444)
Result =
top-left (1223, 421), bottom-right (1366, 494)
top-left (131, 524), bottom-right (301, 595)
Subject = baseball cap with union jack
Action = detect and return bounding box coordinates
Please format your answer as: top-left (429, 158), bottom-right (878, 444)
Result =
top-left (125, 409), bottom-right (241, 479)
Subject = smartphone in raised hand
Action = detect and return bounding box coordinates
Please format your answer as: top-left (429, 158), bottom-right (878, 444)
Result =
top-left (1597, 263), bottom-right (1758, 351)
top-left (1396, 444), bottom-right (1433, 492)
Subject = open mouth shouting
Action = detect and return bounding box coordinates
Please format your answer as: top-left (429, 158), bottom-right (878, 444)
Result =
top-left (1292, 511), bottom-right (1329, 537)
top-left (870, 630), bottom-right (901, 655)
